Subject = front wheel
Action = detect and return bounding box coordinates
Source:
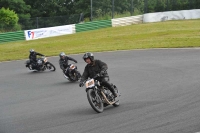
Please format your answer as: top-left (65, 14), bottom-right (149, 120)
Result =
top-left (46, 62), bottom-right (56, 71)
top-left (74, 70), bottom-right (81, 81)
top-left (87, 89), bottom-right (104, 113)
top-left (112, 85), bottom-right (120, 107)
top-left (113, 100), bottom-right (120, 107)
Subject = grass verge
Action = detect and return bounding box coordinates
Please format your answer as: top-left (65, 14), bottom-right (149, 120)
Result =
top-left (0, 19), bottom-right (200, 62)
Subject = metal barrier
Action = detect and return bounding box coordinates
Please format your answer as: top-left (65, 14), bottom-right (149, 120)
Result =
top-left (75, 20), bottom-right (112, 33)
top-left (111, 15), bottom-right (143, 27)
top-left (0, 31), bottom-right (25, 43)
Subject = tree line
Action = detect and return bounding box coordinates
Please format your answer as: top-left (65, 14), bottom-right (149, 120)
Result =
top-left (0, 0), bottom-right (199, 32)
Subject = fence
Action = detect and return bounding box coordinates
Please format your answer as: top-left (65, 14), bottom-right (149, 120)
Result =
top-left (1, 8), bottom-right (200, 43)
top-left (19, 14), bottom-right (81, 31)
top-left (0, 0), bottom-right (200, 32)
top-left (91, 0), bottom-right (200, 20)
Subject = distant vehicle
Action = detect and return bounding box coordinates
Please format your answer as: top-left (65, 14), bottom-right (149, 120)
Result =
top-left (63, 63), bottom-right (81, 82)
top-left (25, 56), bottom-right (56, 71)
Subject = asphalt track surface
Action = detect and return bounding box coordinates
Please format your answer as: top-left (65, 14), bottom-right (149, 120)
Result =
top-left (1, 49), bottom-right (200, 133)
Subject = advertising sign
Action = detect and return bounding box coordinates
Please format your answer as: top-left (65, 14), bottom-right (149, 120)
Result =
top-left (24, 25), bottom-right (74, 40)
top-left (143, 9), bottom-right (200, 23)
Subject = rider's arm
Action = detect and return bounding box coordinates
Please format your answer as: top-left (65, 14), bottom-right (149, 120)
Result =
top-left (68, 56), bottom-right (77, 63)
top-left (97, 60), bottom-right (108, 72)
top-left (80, 66), bottom-right (89, 82)
top-left (36, 52), bottom-right (44, 56)
top-left (59, 60), bottom-right (65, 70)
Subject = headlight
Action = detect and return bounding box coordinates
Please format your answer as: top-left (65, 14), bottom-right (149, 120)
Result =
top-left (37, 60), bottom-right (42, 65)
top-left (95, 80), bottom-right (100, 86)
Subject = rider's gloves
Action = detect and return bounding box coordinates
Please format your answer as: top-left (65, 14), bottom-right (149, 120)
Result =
top-left (79, 82), bottom-right (84, 87)
top-left (96, 73), bottom-right (100, 77)
top-left (99, 71), bottom-right (105, 76)
top-left (75, 61), bottom-right (78, 63)
top-left (63, 69), bottom-right (66, 73)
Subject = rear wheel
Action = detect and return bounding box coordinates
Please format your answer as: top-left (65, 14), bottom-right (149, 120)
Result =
top-left (87, 89), bottom-right (104, 113)
top-left (75, 70), bottom-right (81, 81)
top-left (46, 62), bottom-right (56, 71)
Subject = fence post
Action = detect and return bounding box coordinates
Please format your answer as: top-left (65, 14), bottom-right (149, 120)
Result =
top-left (131, 0), bottom-right (134, 16)
top-left (189, 0), bottom-right (191, 9)
top-left (167, 0), bottom-right (169, 11)
top-left (36, 17), bottom-right (39, 28)
top-left (112, 0), bottom-right (115, 19)
top-left (79, 13), bottom-right (84, 23)
top-left (144, 0), bottom-right (148, 13)
top-left (90, 0), bottom-right (93, 21)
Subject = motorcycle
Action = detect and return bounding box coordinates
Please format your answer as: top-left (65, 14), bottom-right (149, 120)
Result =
top-left (25, 56), bottom-right (56, 71)
top-left (81, 74), bottom-right (120, 113)
top-left (63, 64), bottom-right (81, 82)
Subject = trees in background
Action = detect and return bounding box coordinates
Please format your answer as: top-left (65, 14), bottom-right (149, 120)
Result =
top-left (0, 0), bottom-right (31, 20)
top-left (0, 0), bottom-right (199, 20)
top-left (23, 0), bottom-right (75, 18)
top-left (0, 0), bottom-right (199, 31)
top-left (0, 7), bottom-right (20, 31)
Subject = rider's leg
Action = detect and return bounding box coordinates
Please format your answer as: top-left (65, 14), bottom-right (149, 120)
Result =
top-left (100, 77), bottom-right (117, 97)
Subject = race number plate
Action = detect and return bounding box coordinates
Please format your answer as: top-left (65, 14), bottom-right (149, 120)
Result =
top-left (44, 58), bottom-right (47, 63)
top-left (70, 64), bottom-right (75, 70)
top-left (85, 79), bottom-right (95, 88)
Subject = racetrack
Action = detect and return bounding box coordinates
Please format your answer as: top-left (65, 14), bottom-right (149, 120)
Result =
top-left (0, 49), bottom-right (200, 133)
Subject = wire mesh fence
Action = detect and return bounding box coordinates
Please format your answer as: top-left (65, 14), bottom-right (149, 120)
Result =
top-left (1, 0), bottom-right (199, 32)
top-left (91, 0), bottom-right (200, 20)
top-left (18, 14), bottom-right (81, 30)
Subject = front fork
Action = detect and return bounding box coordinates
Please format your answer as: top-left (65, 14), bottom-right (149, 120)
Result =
top-left (89, 87), bottom-right (102, 103)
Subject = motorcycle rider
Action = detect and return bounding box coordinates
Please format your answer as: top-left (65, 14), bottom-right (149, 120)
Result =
top-left (59, 52), bottom-right (78, 79)
top-left (79, 52), bottom-right (117, 97)
top-left (29, 49), bottom-right (44, 68)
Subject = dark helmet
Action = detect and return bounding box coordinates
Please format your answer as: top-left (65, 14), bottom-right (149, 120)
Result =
top-left (59, 52), bottom-right (66, 58)
top-left (83, 52), bottom-right (94, 62)
top-left (29, 49), bottom-right (35, 53)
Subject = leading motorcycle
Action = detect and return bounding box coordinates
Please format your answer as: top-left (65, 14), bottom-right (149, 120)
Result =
top-left (63, 63), bottom-right (81, 82)
top-left (81, 74), bottom-right (120, 113)
top-left (25, 56), bottom-right (56, 71)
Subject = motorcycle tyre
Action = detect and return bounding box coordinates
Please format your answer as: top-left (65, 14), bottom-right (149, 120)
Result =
top-left (46, 62), bottom-right (56, 71)
top-left (87, 89), bottom-right (104, 113)
top-left (75, 71), bottom-right (81, 81)
top-left (113, 100), bottom-right (120, 107)
top-left (113, 87), bottom-right (120, 107)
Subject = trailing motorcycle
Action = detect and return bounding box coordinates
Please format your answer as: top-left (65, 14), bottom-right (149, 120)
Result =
top-left (25, 56), bottom-right (56, 71)
top-left (63, 64), bottom-right (81, 81)
top-left (81, 74), bottom-right (120, 113)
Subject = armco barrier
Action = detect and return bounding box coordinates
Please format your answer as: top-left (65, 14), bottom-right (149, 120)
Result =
top-left (111, 15), bottom-right (143, 27)
top-left (0, 31), bottom-right (25, 43)
top-left (75, 20), bottom-right (112, 33)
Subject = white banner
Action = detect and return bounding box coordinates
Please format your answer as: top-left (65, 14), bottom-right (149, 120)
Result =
top-left (24, 25), bottom-right (75, 40)
top-left (143, 9), bottom-right (200, 23)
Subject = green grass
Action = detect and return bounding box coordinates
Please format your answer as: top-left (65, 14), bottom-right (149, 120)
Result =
top-left (0, 19), bottom-right (200, 62)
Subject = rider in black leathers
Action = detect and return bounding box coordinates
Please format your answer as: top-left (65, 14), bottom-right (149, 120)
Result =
top-left (59, 52), bottom-right (78, 78)
top-left (79, 52), bottom-right (117, 97)
top-left (29, 49), bottom-right (44, 68)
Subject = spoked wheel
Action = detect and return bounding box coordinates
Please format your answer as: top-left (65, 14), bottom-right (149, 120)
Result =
top-left (46, 62), bottom-right (56, 71)
top-left (28, 65), bottom-right (32, 70)
top-left (75, 71), bottom-right (81, 81)
top-left (113, 87), bottom-right (120, 107)
top-left (113, 100), bottom-right (120, 107)
top-left (87, 89), bottom-right (104, 113)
